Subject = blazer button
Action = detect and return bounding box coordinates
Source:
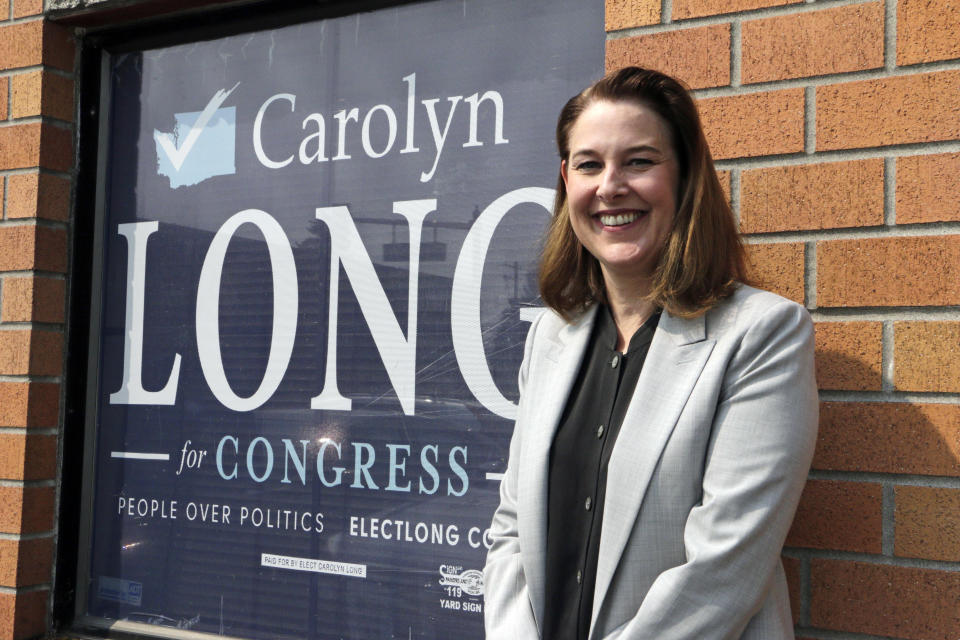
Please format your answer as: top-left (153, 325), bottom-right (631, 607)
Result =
top-left (597, 424), bottom-right (605, 438)
top-left (585, 497), bottom-right (592, 511)
top-left (610, 354), bottom-right (620, 368)
top-left (576, 570), bottom-right (582, 584)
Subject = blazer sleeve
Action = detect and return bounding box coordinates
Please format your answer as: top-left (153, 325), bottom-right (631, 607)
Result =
top-left (483, 312), bottom-right (544, 640)
top-left (611, 299), bottom-right (818, 640)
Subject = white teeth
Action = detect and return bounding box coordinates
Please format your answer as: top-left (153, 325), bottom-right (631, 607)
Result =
top-left (599, 211), bottom-right (641, 226)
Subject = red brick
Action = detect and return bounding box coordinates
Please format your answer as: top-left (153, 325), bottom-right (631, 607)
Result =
top-left (0, 589), bottom-right (47, 640)
top-left (606, 24), bottom-right (730, 89)
top-left (813, 322), bottom-right (882, 391)
top-left (817, 236), bottom-right (960, 307)
top-left (12, 0), bottom-right (42, 19)
top-left (0, 383), bottom-right (59, 429)
top-left (896, 152), bottom-right (960, 224)
top-left (0, 330), bottom-right (63, 376)
top-left (0, 0), bottom-right (8, 23)
top-left (0, 22), bottom-right (44, 71)
top-left (0, 21), bottom-right (74, 73)
top-left (815, 402), bottom-right (960, 476)
top-left (1, 277), bottom-right (65, 323)
top-left (897, 0), bottom-right (960, 65)
top-left (894, 322), bottom-right (960, 393)
top-left (0, 123), bottom-right (73, 172)
top-left (0, 486), bottom-right (53, 534)
top-left (0, 538), bottom-right (52, 586)
top-left (672, 0), bottom-right (800, 20)
top-left (742, 3), bottom-right (883, 84)
top-left (817, 71), bottom-right (960, 150)
top-left (810, 560), bottom-right (960, 639)
top-left (698, 89), bottom-right (805, 160)
top-left (781, 556), bottom-right (800, 625)
top-left (0, 225), bottom-right (68, 272)
top-left (896, 486), bottom-right (960, 562)
top-left (0, 433), bottom-right (56, 481)
top-left (741, 159), bottom-right (884, 233)
top-left (11, 71), bottom-right (74, 122)
top-left (606, 0), bottom-right (660, 29)
top-left (787, 480), bottom-right (882, 553)
top-left (7, 172), bottom-right (71, 221)
top-left (745, 242), bottom-right (804, 304)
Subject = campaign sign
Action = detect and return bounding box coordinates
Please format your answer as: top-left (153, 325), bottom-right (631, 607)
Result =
top-left (85, 1), bottom-right (602, 638)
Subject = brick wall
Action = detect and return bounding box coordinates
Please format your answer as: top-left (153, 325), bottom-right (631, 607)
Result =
top-left (609, 0), bottom-right (960, 637)
top-left (0, 0), bottom-right (73, 637)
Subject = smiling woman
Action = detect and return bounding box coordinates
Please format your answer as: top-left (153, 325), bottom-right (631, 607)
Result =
top-left (561, 100), bottom-right (679, 342)
top-left (484, 67), bottom-right (819, 640)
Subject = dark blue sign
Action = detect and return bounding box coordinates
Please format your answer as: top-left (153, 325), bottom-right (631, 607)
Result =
top-left (85, 1), bottom-right (602, 637)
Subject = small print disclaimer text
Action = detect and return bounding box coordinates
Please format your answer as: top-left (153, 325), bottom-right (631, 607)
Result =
top-left (261, 553), bottom-right (367, 578)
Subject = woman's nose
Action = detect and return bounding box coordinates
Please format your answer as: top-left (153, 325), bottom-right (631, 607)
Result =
top-left (597, 167), bottom-right (627, 201)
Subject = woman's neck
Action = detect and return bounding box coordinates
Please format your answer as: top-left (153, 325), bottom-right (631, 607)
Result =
top-left (604, 272), bottom-right (658, 352)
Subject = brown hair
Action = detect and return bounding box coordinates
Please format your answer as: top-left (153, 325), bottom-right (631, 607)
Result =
top-left (539, 67), bottom-right (749, 319)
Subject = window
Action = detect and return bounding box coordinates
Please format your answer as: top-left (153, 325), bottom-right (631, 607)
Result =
top-left (69, 1), bottom-right (602, 637)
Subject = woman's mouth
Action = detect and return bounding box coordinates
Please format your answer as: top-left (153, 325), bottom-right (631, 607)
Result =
top-left (598, 210), bottom-right (645, 227)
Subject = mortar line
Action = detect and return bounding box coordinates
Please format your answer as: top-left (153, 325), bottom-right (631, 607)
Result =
top-left (730, 168), bottom-right (740, 226)
top-left (714, 140), bottom-right (960, 171)
top-left (804, 241), bottom-right (817, 310)
top-left (0, 427), bottom-right (58, 435)
top-left (881, 484), bottom-right (895, 556)
top-left (881, 321), bottom-right (895, 391)
top-left (0, 478), bottom-right (56, 488)
top-left (0, 375), bottom-right (63, 383)
top-left (0, 531), bottom-right (54, 541)
top-left (730, 20), bottom-right (741, 87)
top-left (808, 470), bottom-right (960, 488)
top-left (799, 557), bottom-right (811, 626)
top-left (808, 307), bottom-right (960, 320)
top-left (689, 59), bottom-right (960, 97)
top-left (781, 548), bottom-right (960, 571)
top-left (0, 270), bottom-right (68, 280)
top-left (817, 390), bottom-right (960, 403)
top-left (804, 86), bottom-right (816, 154)
top-left (608, 0), bottom-right (883, 37)
top-left (742, 221), bottom-right (960, 242)
top-left (0, 321), bottom-right (67, 330)
top-left (793, 627), bottom-right (918, 640)
top-left (884, 0), bottom-right (897, 70)
top-left (884, 157), bottom-right (896, 226)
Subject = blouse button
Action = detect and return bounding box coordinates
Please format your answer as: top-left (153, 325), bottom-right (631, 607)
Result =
top-left (585, 497), bottom-right (592, 511)
top-left (576, 570), bottom-right (582, 584)
top-left (597, 424), bottom-right (605, 438)
top-left (610, 354), bottom-right (620, 368)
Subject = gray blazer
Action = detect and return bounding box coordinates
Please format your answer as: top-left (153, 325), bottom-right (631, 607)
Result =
top-left (484, 285), bottom-right (818, 640)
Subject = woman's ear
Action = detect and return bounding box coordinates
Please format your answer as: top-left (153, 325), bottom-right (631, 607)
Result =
top-left (560, 159), bottom-right (569, 188)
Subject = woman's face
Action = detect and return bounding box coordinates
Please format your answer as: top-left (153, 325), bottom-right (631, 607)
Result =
top-left (561, 99), bottom-right (679, 284)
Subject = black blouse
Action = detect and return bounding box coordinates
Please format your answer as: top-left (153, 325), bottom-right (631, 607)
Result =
top-left (542, 307), bottom-right (660, 640)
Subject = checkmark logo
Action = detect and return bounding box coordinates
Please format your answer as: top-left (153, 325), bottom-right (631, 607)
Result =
top-left (154, 82), bottom-right (240, 188)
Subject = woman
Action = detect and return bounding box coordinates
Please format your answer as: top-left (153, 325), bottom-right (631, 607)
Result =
top-left (483, 67), bottom-right (818, 639)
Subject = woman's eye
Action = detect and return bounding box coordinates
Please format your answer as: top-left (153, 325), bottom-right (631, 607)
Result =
top-left (574, 161), bottom-right (601, 171)
top-left (628, 157), bottom-right (653, 167)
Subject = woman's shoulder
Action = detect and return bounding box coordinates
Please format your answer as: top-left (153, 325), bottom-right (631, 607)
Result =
top-left (703, 283), bottom-right (812, 341)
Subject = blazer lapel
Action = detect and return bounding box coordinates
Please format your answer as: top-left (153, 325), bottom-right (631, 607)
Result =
top-left (590, 310), bottom-right (716, 634)
top-left (518, 306), bottom-right (597, 626)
